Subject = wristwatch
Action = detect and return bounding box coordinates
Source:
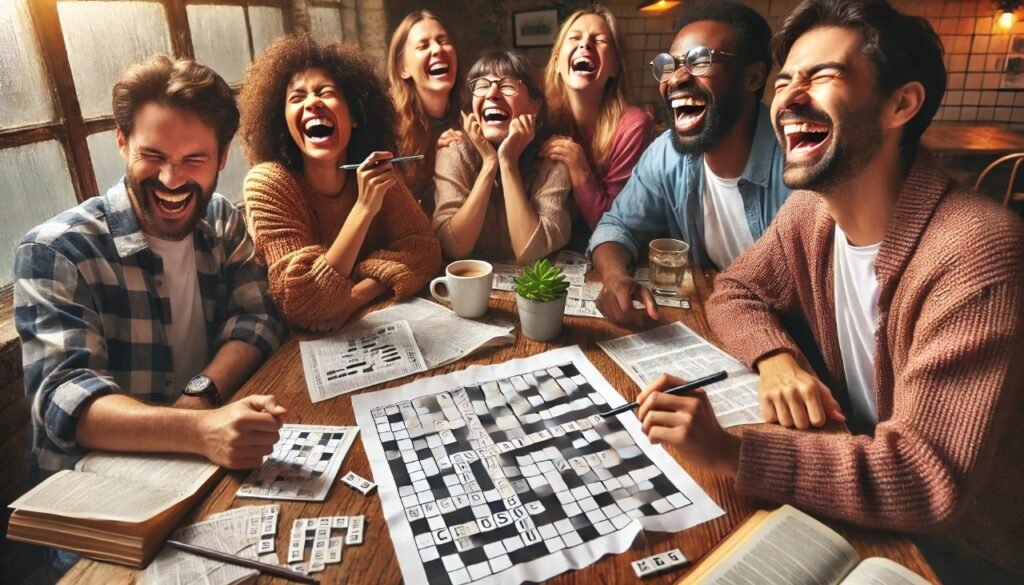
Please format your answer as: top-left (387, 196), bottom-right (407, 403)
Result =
top-left (183, 374), bottom-right (222, 406)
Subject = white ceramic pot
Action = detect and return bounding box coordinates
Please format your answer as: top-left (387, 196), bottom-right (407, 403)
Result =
top-left (515, 294), bottom-right (567, 341)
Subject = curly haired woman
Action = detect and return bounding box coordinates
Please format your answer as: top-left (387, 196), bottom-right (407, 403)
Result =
top-left (386, 10), bottom-right (463, 214)
top-left (238, 34), bottom-right (441, 331)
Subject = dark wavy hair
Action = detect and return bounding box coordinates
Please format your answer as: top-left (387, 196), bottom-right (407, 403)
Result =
top-left (676, 0), bottom-right (772, 95)
top-left (113, 54), bottom-right (238, 153)
top-left (771, 0), bottom-right (945, 163)
top-left (238, 34), bottom-right (397, 170)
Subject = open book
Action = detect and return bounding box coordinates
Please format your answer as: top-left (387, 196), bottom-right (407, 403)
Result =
top-left (680, 505), bottom-right (931, 585)
top-left (7, 452), bottom-right (221, 568)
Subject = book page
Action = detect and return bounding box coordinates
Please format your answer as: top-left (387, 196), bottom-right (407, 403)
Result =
top-left (695, 506), bottom-right (860, 585)
top-left (841, 557), bottom-right (931, 585)
top-left (75, 452), bottom-right (218, 494)
top-left (10, 470), bottom-right (190, 522)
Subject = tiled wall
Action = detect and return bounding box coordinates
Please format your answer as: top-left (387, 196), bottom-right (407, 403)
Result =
top-left (499, 0), bottom-right (1024, 130)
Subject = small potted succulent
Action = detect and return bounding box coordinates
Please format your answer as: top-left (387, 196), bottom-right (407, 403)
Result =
top-left (514, 258), bottom-right (569, 341)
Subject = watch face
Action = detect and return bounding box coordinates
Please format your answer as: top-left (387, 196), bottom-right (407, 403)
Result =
top-left (186, 375), bottom-right (211, 395)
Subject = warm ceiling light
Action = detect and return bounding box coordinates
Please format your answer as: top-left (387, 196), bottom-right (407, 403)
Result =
top-left (639, 0), bottom-right (682, 13)
top-left (996, 0), bottom-right (1020, 30)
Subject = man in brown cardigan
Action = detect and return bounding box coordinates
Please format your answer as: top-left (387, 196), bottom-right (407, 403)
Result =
top-left (633, 1), bottom-right (1024, 581)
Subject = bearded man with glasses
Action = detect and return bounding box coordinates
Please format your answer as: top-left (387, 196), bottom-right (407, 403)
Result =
top-left (589, 0), bottom-right (792, 328)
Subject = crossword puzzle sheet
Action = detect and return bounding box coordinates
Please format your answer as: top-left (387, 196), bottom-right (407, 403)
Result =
top-left (352, 346), bottom-right (723, 585)
top-left (237, 424), bottom-right (359, 501)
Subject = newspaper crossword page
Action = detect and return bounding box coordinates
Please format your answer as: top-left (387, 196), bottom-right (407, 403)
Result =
top-left (352, 346), bottom-right (723, 585)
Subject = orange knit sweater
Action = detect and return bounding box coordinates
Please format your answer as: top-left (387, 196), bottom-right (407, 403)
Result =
top-left (244, 162), bottom-right (441, 329)
top-left (708, 153), bottom-right (1024, 573)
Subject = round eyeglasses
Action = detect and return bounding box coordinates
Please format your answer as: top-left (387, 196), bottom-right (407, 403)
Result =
top-left (468, 77), bottom-right (522, 98)
top-left (649, 46), bottom-right (739, 83)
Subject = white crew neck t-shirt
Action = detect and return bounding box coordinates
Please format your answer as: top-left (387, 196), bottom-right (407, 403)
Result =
top-left (703, 160), bottom-right (755, 269)
top-left (146, 234), bottom-right (208, 391)
top-left (833, 224), bottom-right (882, 426)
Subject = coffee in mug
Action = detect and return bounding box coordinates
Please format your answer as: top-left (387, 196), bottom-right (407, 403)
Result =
top-left (430, 260), bottom-right (494, 318)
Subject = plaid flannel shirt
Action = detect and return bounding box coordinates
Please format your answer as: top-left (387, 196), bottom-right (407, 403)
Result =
top-left (14, 180), bottom-right (283, 479)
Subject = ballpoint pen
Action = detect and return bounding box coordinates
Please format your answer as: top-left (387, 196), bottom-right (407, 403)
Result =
top-left (598, 370), bottom-right (729, 418)
top-left (167, 539), bottom-right (320, 585)
top-left (338, 154), bottom-right (424, 170)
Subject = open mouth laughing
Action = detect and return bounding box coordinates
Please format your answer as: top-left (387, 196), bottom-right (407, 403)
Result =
top-left (302, 116), bottom-right (336, 145)
top-left (140, 179), bottom-right (200, 221)
top-left (669, 94), bottom-right (708, 133)
top-left (427, 60), bottom-right (451, 80)
top-left (780, 118), bottom-right (833, 162)
top-left (570, 54), bottom-right (597, 79)
top-left (481, 106), bottom-right (511, 125)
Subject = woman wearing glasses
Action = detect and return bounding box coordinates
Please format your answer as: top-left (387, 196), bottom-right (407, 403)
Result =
top-left (433, 51), bottom-right (571, 264)
top-left (386, 11), bottom-right (463, 214)
top-left (541, 6), bottom-right (652, 246)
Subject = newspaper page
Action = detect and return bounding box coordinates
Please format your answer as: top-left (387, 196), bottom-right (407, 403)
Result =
top-left (343, 298), bottom-right (514, 368)
top-left (598, 322), bottom-right (763, 428)
top-left (141, 505), bottom-right (280, 585)
top-left (300, 320), bottom-right (426, 403)
top-left (697, 506), bottom-right (859, 585)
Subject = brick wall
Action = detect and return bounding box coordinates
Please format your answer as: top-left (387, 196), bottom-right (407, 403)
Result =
top-left (487, 0), bottom-right (1024, 130)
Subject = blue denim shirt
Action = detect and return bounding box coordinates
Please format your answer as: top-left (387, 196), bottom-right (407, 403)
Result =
top-left (588, 103), bottom-right (792, 269)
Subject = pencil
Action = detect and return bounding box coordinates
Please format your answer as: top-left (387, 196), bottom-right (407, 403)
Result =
top-left (598, 370), bottom-right (729, 418)
top-left (338, 154), bottom-right (424, 170)
top-left (167, 539), bottom-right (320, 585)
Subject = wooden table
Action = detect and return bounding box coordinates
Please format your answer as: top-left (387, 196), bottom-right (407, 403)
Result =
top-left (922, 124), bottom-right (1024, 156)
top-left (61, 268), bottom-right (939, 584)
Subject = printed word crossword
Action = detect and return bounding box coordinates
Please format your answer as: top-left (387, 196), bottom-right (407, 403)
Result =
top-left (237, 425), bottom-right (358, 501)
top-left (353, 346), bottom-right (722, 585)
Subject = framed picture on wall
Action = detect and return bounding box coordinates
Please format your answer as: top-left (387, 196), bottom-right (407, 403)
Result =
top-left (513, 9), bottom-right (558, 47)
top-left (1002, 35), bottom-right (1024, 89)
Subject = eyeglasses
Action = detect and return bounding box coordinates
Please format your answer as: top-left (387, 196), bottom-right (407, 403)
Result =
top-left (649, 46), bottom-right (739, 82)
top-left (468, 77), bottom-right (522, 98)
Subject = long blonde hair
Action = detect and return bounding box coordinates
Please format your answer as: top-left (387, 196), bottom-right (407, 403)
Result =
top-left (544, 5), bottom-right (631, 173)
top-left (386, 11), bottom-right (460, 183)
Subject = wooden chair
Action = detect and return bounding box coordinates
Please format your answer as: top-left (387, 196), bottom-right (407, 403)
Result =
top-left (974, 152), bottom-right (1024, 207)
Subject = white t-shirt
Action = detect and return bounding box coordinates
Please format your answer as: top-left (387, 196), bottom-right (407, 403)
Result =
top-left (703, 160), bottom-right (755, 269)
top-left (146, 234), bottom-right (209, 391)
top-left (833, 225), bottom-right (881, 426)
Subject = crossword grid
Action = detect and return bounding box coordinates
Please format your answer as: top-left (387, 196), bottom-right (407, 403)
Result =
top-left (237, 425), bottom-right (357, 501)
top-left (368, 362), bottom-right (694, 585)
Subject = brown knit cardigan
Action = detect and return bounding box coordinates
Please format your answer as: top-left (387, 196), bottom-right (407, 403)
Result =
top-left (244, 162), bottom-right (441, 329)
top-left (708, 153), bottom-right (1024, 573)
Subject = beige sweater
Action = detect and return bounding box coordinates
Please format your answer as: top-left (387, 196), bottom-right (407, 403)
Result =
top-left (244, 162), bottom-right (441, 330)
top-left (433, 139), bottom-right (571, 264)
top-left (708, 153), bottom-right (1024, 572)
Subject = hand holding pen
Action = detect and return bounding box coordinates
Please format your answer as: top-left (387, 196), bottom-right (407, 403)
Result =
top-left (338, 154), bottom-right (424, 170)
top-left (353, 151), bottom-right (398, 217)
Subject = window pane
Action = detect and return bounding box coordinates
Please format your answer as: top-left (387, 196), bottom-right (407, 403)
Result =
top-left (186, 4), bottom-right (249, 86)
top-left (249, 6), bottom-right (285, 58)
top-left (0, 0), bottom-right (56, 128)
top-left (87, 129), bottom-right (123, 194)
top-left (58, 1), bottom-right (172, 120)
top-left (0, 141), bottom-right (78, 284)
top-left (309, 7), bottom-right (343, 43)
top-left (217, 140), bottom-right (250, 205)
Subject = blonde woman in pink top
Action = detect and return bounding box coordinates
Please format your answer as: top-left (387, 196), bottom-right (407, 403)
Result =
top-left (541, 4), bottom-right (653, 243)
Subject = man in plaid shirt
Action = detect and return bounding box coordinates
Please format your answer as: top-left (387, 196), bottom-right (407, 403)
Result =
top-left (14, 55), bottom-right (285, 488)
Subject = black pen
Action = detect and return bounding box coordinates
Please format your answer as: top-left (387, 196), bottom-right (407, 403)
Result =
top-left (338, 154), bottom-right (424, 170)
top-left (167, 539), bottom-right (320, 585)
top-left (599, 370), bottom-right (729, 418)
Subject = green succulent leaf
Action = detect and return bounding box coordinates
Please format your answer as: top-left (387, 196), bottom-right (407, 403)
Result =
top-left (514, 258), bottom-right (569, 302)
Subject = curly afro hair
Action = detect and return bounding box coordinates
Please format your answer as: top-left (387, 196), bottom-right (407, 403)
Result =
top-left (238, 33), bottom-right (397, 170)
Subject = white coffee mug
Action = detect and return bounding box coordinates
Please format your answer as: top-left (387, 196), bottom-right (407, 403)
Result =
top-left (430, 260), bottom-right (494, 319)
